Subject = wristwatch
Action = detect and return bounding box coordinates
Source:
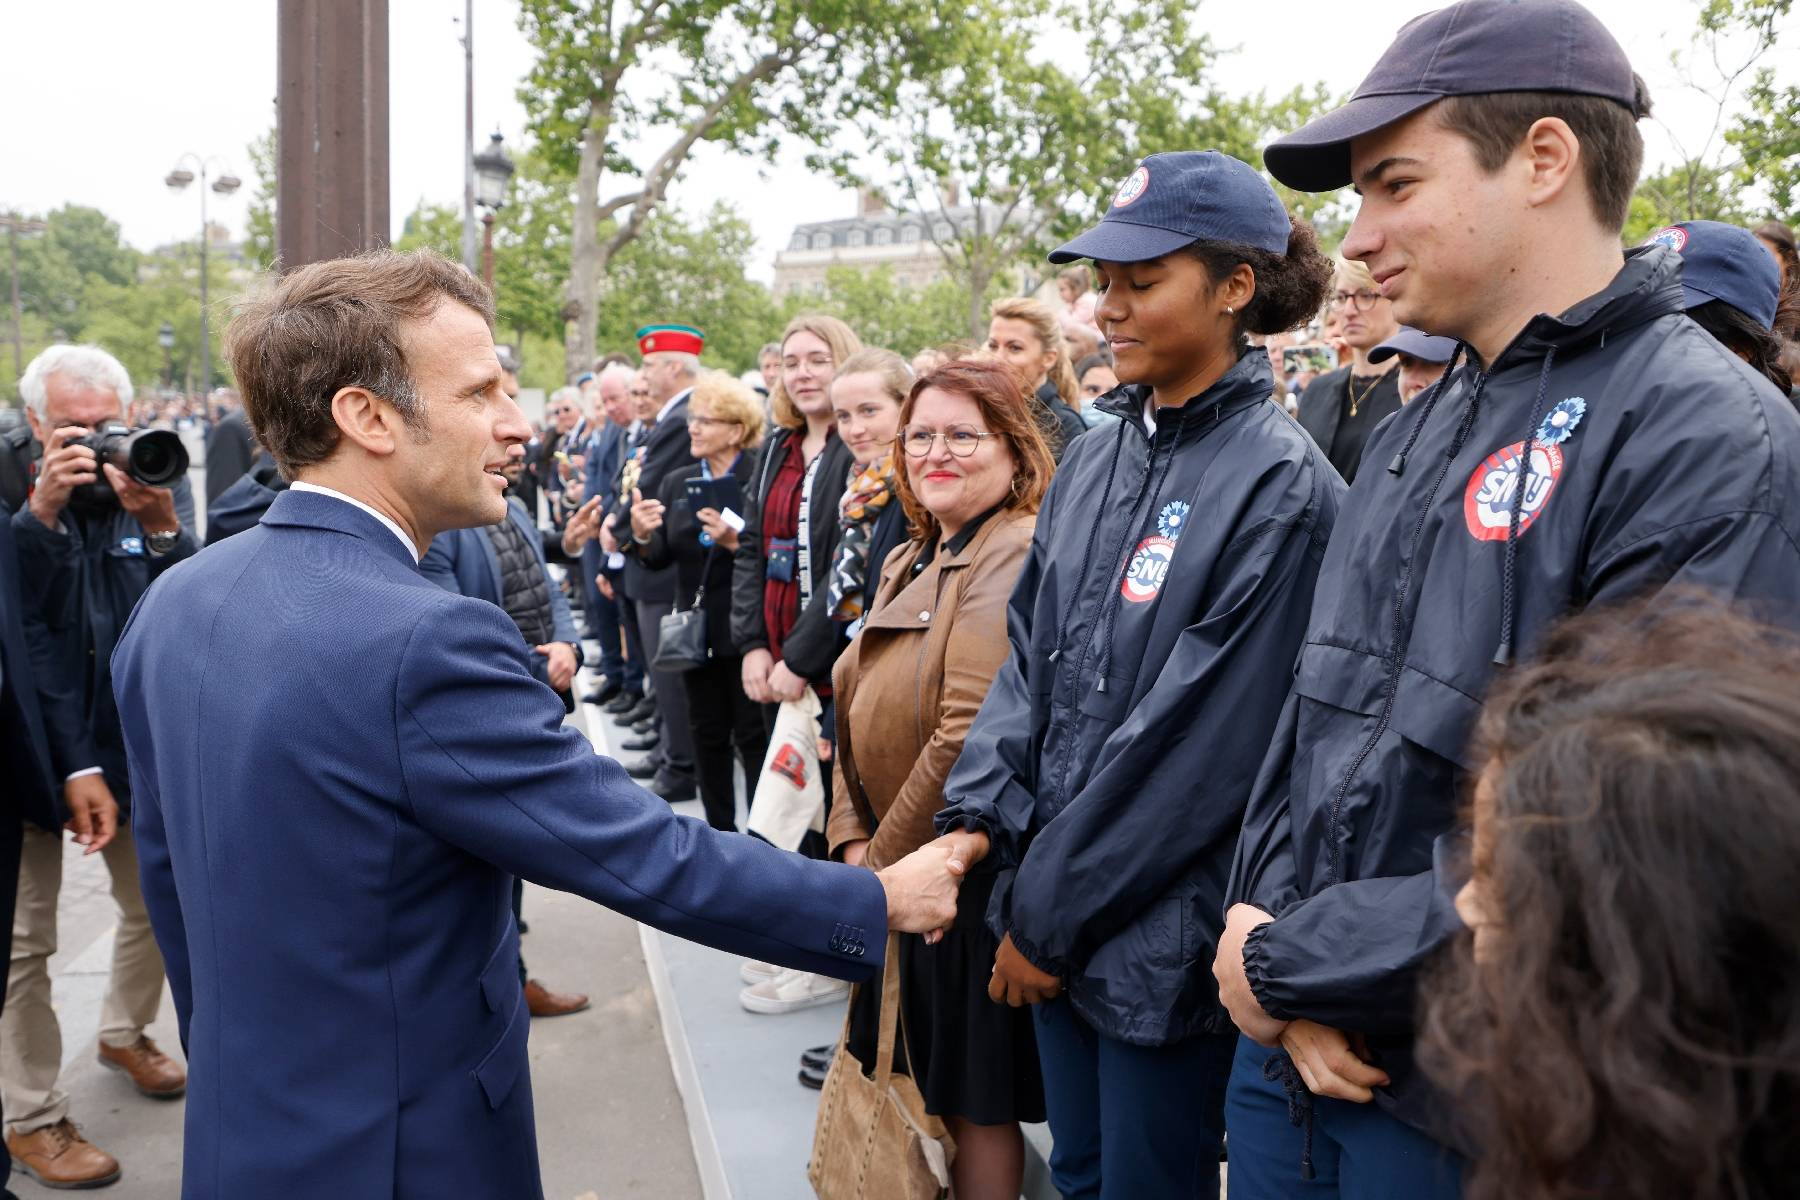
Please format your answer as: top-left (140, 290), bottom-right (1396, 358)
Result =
top-left (145, 529), bottom-right (181, 557)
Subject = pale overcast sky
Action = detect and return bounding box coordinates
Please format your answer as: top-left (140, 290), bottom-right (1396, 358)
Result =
top-left (4, 0), bottom-right (1789, 282)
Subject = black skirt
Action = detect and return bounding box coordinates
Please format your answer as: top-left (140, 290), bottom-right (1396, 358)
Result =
top-left (845, 868), bottom-right (1046, 1126)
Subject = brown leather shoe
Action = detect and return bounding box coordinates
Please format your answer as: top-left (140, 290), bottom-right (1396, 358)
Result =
top-left (97, 1036), bottom-right (186, 1098)
top-left (6, 1119), bottom-right (122, 1189)
top-left (525, 978), bottom-right (591, 1018)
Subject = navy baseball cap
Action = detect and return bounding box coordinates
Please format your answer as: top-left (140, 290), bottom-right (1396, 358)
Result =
top-left (1265, 0), bottom-right (1645, 192)
top-left (1369, 327), bottom-right (1458, 364)
top-left (1647, 221), bottom-right (1782, 330)
top-left (1048, 151), bottom-right (1290, 264)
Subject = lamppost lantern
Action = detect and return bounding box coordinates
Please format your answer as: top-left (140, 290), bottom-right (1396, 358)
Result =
top-left (164, 153), bottom-right (240, 396)
top-left (158, 322), bottom-right (175, 351)
top-left (472, 131), bottom-right (514, 212)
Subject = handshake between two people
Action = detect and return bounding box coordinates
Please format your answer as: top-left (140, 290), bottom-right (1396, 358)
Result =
top-left (858, 828), bottom-right (1064, 1010)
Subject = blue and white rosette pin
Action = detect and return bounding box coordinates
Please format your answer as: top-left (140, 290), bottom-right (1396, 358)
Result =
top-left (1157, 499), bottom-right (1191, 540)
top-left (1536, 397), bottom-right (1586, 446)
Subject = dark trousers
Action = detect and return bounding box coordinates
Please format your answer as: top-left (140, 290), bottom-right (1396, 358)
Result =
top-left (1031, 997), bottom-right (1234, 1199)
top-left (1225, 1037), bottom-right (1464, 1200)
top-left (512, 875), bottom-right (528, 987)
top-left (615, 575), bottom-right (646, 698)
top-left (581, 544), bottom-right (639, 692)
top-left (635, 597), bottom-right (695, 776)
top-left (681, 654), bottom-right (767, 831)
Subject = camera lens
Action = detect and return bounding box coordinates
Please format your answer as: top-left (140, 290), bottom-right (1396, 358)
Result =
top-left (124, 429), bottom-right (189, 487)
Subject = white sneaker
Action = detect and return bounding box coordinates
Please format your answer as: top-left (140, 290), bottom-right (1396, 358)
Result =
top-left (739, 969), bottom-right (850, 1015)
top-left (739, 958), bottom-right (782, 985)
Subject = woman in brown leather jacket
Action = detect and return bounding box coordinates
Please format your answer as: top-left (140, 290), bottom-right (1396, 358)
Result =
top-left (826, 358), bottom-right (1056, 1200)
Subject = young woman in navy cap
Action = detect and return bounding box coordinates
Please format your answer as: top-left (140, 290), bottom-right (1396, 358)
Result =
top-left (1648, 220), bottom-right (1796, 397)
top-left (929, 150), bottom-right (1339, 1198)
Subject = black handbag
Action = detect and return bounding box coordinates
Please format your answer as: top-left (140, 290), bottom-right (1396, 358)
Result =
top-left (653, 547), bottom-right (713, 672)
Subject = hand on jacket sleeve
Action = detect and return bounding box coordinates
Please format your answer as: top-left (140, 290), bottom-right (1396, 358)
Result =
top-left (1240, 834), bottom-right (1466, 1033)
top-left (1004, 519), bottom-right (1323, 976)
top-left (395, 597), bottom-right (888, 979)
top-left (933, 526), bottom-right (1049, 867)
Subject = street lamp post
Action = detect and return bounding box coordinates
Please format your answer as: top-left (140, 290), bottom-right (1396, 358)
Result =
top-left (472, 131), bottom-right (515, 293)
top-left (159, 322), bottom-right (176, 389)
top-left (3, 213), bottom-right (47, 382)
top-left (165, 155), bottom-right (241, 398)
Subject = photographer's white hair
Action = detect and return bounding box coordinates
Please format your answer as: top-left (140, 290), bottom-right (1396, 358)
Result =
top-left (19, 344), bottom-right (134, 418)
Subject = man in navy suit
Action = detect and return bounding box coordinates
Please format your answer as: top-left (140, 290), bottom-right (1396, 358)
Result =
top-left (111, 250), bottom-right (969, 1199)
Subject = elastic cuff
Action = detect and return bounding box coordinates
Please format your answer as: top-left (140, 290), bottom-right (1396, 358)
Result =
top-left (1240, 920), bottom-right (1290, 1021)
top-left (1006, 922), bottom-right (1068, 979)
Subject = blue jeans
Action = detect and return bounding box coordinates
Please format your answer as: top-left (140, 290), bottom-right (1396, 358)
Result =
top-left (1225, 1037), bottom-right (1464, 1200)
top-left (1032, 997), bottom-right (1233, 1199)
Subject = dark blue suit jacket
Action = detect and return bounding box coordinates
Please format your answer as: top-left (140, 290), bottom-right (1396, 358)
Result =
top-left (111, 488), bottom-right (885, 1199)
top-left (418, 496), bottom-right (581, 686)
top-left (0, 500), bottom-right (80, 830)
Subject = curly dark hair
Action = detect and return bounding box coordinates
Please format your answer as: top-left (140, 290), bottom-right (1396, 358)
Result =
top-left (1687, 298), bottom-right (1795, 397)
top-left (1419, 596), bottom-right (1800, 1200)
top-left (1186, 215), bottom-right (1333, 337)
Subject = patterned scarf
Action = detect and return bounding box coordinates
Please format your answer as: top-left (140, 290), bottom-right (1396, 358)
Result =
top-left (827, 453), bottom-right (897, 622)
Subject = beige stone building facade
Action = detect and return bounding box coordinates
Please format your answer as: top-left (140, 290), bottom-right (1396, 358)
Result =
top-left (772, 189), bottom-right (1001, 297)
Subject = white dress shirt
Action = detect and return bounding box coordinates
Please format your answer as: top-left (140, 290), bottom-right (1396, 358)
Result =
top-left (289, 481), bottom-right (422, 562)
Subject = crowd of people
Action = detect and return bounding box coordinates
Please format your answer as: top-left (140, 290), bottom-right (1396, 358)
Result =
top-left (0, 0), bottom-right (1798, 1197)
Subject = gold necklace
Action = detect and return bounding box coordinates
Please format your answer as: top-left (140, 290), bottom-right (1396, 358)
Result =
top-left (1346, 370), bottom-right (1385, 418)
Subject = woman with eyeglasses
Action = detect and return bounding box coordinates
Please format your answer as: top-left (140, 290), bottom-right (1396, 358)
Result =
top-left (1295, 255), bottom-right (1404, 485)
top-left (825, 358), bottom-right (1054, 1200)
top-left (633, 371), bottom-right (768, 832)
top-left (927, 152), bottom-right (1341, 1197)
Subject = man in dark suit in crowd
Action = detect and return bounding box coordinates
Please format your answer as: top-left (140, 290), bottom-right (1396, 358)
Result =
top-left (611, 324), bottom-right (704, 802)
top-left (111, 250), bottom-right (967, 1199)
top-left (575, 362), bottom-right (638, 707)
top-left (0, 498), bottom-right (98, 1199)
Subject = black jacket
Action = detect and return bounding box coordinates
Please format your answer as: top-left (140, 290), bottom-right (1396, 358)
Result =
top-left (728, 428), bottom-right (855, 683)
top-left (204, 455), bottom-right (287, 545)
top-left (638, 453), bottom-right (758, 659)
top-left (1035, 380), bottom-right (1089, 463)
top-left (1226, 245), bottom-right (1800, 1140)
top-left (1294, 365), bottom-right (1403, 485)
top-left (617, 392), bottom-right (697, 605)
top-left (0, 499), bottom-right (83, 830)
top-left (204, 409), bottom-right (257, 509)
top-left (11, 478), bottom-right (200, 806)
top-left (937, 346), bottom-right (1343, 1045)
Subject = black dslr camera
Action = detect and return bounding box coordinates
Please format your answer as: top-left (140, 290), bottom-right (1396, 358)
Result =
top-left (68, 424), bottom-right (191, 511)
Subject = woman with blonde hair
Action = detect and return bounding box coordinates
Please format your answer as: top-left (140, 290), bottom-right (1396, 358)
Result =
top-left (634, 371), bottom-right (768, 832)
top-left (827, 357), bottom-right (1055, 1199)
top-left (985, 296), bottom-right (1088, 460)
top-left (1294, 253), bottom-right (1405, 484)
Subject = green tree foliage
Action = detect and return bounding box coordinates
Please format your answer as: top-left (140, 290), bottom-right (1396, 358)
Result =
top-left (515, 0), bottom-right (966, 378)
top-left (244, 128), bottom-right (278, 273)
top-left (847, 0), bottom-right (1338, 335)
top-left (780, 268), bottom-right (997, 358)
top-left (1628, 0), bottom-right (1794, 232)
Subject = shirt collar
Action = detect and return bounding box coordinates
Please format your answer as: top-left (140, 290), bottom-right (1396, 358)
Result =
top-left (655, 387), bottom-right (692, 427)
top-left (288, 481), bottom-right (421, 561)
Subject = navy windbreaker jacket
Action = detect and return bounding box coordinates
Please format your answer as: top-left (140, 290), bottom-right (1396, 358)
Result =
top-left (937, 346), bottom-right (1344, 1046)
top-left (1225, 244), bottom-right (1800, 1139)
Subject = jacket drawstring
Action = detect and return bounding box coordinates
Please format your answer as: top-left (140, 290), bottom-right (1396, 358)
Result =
top-left (1493, 348), bottom-right (1558, 666)
top-left (1387, 342), bottom-right (1468, 478)
top-left (1048, 420), bottom-right (1127, 665)
top-left (1093, 426), bottom-right (1181, 693)
top-left (1261, 1051), bottom-right (1317, 1181)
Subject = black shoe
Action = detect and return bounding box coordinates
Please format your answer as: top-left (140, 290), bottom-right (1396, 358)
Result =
top-left (624, 758), bottom-right (659, 780)
top-left (650, 771), bottom-right (697, 802)
top-left (798, 1061), bottom-right (828, 1090)
top-left (799, 1044), bottom-right (835, 1071)
top-left (621, 732), bottom-right (660, 752)
top-left (604, 690), bottom-right (643, 715)
top-left (583, 680), bottom-right (623, 706)
top-left (613, 698), bottom-right (656, 727)
top-left (631, 717), bottom-right (655, 736)
top-left (517, 918), bottom-right (530, 935)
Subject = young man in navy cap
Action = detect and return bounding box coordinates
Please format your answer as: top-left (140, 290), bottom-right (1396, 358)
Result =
top-left (1212, 1), bottom-right (1800, 1195)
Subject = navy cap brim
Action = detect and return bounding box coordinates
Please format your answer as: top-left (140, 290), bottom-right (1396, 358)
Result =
top-left (1264, 92), bottom-right (1442, 192)
top-left (1048, 220), bottom-right (1201, 265)
top-left (1681, 281), bottom-right (1777, 331)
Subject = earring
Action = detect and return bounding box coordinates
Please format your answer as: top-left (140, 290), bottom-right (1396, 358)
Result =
top-left (1225, 305), bottom-right (1235, 314)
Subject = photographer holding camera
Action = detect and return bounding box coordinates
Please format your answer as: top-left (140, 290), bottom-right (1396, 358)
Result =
top-left (4, 344), bottom-right (191, 1189)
